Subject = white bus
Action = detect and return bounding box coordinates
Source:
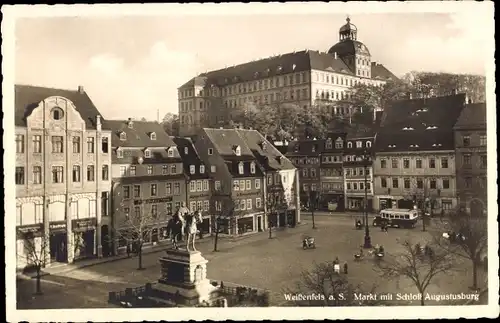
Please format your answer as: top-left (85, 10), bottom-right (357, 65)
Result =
top-left (373, 208), bottom-right (419, 229)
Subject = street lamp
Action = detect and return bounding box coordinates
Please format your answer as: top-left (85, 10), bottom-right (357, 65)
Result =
top-left (362, 148), bottom-right (372, 249)
top-left (309, 190), bottom-right (319, 229)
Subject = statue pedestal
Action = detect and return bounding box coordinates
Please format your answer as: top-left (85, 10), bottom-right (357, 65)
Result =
top-left (153, 248), bottom-right (218, 306)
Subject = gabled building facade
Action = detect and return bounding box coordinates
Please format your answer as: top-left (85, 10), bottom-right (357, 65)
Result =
top-left (373, 93), bottom-right (467, 214)
top-left (172, 136), bottom-right (213, 235)
top-left (194, 128), bottom-right (265, 235)
top-left (236, 129), bottom-right (300, 228)
top-left (286, 139), bottom-right (322, 207)
top-left (453, 102), bottom-right (487, 216)
top-left (178, 18), bottom-right (397, 137)
top-left (109, 119), bottom-right (185, 255)
top-left (15, 85), bottom-right (112, 269)
top-left (343, 127), bottom-right (375, 211)
top-left (319, 132), bottom-right (346, 210)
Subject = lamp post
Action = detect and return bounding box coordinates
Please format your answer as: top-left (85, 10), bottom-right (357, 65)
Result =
top-left (362, 148), bottom-right (372, 249)
top-left (309, 190), bottom-right (318, 229)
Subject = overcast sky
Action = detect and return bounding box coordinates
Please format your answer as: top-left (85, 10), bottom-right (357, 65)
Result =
top-left (13, 3), bottom-right (494, 121)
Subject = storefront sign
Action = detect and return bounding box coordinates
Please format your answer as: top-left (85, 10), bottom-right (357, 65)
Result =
top-left (72, 218), bottom-right (97, 231)
top-left (236, 192), bottom-right (258, 198)
top-left (189, 193), bottom-right (209, 199)
top-left (49, 221), bottom-right (67, 233)
top-left (134, 197), bottom-right (173, 205)
top-left (17, 224), bottom-right (43, 238)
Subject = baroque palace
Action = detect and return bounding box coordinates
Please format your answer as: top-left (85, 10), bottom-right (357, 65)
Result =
top-left (177, 18), bottom-right (397, 137)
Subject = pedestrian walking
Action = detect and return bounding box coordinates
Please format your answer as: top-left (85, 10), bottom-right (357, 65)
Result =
top-left (343, 262), bottom-right (348, 274)
top-left (126, 243), bottom-right (131, 258)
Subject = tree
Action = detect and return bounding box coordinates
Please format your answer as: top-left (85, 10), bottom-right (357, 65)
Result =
top-left (406, 177), bottom-right (439, 231)
top-left (116, 203), bottom-right (158, 270)
top-left (283, 261), bottom-right (379, 306)
top-left (17, 231), bottom-right (49, 295)
top-left (374, 239), bottom-right (454, 306)
top-left (162, 113), bottom-right (180, 136)
top-left (210, 189), bottom-right (235, 252)
top-left (432, 210), bottom-right (487, 290)
top-left (402, 71), bottom-right (486, 102)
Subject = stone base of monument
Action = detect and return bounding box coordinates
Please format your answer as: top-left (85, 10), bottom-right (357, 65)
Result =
top-left (148, 248), bottom-right (220, 306)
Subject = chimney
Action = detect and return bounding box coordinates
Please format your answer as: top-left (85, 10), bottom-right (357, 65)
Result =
top-left (409, 93), bottom-right (413, 100)
top-left (334, 52), bottom-right (338, 59)
top-left (453, 89), bottom-right (458, 95)
top-left (96, 115), bottom-right (102, 131)
top-left (78, 85), bottom-right (85, 94)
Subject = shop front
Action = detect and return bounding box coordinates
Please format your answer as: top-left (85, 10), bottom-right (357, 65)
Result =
top-left (237, 216), bottom-right (254, 235)
top-left (72, 218), bottom-right (97, 260)
top-left (378, 197), bottom-right (395, 211)
top-left (49, 221), bottom-right (68, 263)
top-left (16, 224), bottom-right (44, 269)
top-left (347, 196), bottom-right (374, 212)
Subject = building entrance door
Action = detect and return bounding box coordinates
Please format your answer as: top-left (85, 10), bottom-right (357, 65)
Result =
top-left (50, 232), bottom-right (67, 263)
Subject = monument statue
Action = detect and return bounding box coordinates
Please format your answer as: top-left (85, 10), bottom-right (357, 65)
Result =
top-left (185, 210), bottom-right (203, 252)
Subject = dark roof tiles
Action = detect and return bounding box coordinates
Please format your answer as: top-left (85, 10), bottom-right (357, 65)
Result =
top-left (107, 120), bottom-right (176, 148)
top-left (15, 84), bottom-right (108, 130)
top-left (454, 103), bottom-right (486, 129)
top-left (172, 137), bottom-right (210, 179)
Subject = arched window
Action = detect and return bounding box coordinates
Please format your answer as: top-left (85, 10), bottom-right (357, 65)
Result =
top-left (250, 162), bottom-right (256, 174)
top-left (119, 132), bottom-right (127, 141)
top-left (347, 142), bottom-right (352, 148)
top-left (238, 162), bottom-right (244, 175)
top-left (366, 141), bottom-right (372, 148)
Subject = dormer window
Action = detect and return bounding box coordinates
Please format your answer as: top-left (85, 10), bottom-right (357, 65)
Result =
top-left (127, 119), bottom-right (134, 128)
top-left (388, 144), bottom-right (397, 148)
top-left (431, 143), bottom-right (443, 147)
top-left (117, 148), bottom-right (123, 158)
top-left (325, 138), bottom-right (332, 149)
top-left (260, 141), bottom-right (267, 150)
top-left (250, 162), bottom-right (256, 174)
top-left (294, 144), bottom-right (300, 152)
top-left (277, 66), bottom-right (283, 73)
top-left (150, 132), bottom-right (157, 140)
top-left (356, 141), bottom-right (362, 148)
top-left (266, 68), bottom-right (271, 74)
top-left (119, 132), bottom-right (127, 141)
top-left (184, 147), bottom-right (189, 155)
top-left (402, 127), bottom-right (414, 131)
top-left (254, 72), bottom-right (259, 79)
top-left (347, 142), bottom-right (352, 148)
top-left (276, 156), bottom-right (283, 164)
top-left (144, 149), bottom-right (151, 158)
top-left (292, 64), bottom-right (296, 71)
top-left (238, 162), bottom-right (244, 175)
top-left (190, 165), bottom-right (195, 175)
top-left (233, 145), bottom-right (241, 156)
top-left (410, 144), bottom-right (420, 148)
top-left (167, 147), bottom-right (174, 158)
top-left (426, 126), bottom-right (438, 130)
top-left (366, 141), bottom-right (372, 148)
top-left (200, 165), bottom-right (205, 174)
top-left (335, 137), bottom-right (343, 149)
top-left (312, 145), bottom-right (316, 153)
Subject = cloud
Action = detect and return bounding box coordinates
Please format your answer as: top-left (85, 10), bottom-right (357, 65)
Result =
top-left (88, 53), bottom-right (124, 76)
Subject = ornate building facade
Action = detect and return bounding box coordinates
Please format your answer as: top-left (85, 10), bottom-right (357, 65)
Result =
top-left (15, 85), bottom-right (112, 269)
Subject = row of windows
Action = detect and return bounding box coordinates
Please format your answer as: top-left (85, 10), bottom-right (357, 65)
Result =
top-left (15, 165), bottom-right (109, 185)
top-left (462, 135), bottom-right (487, 147)
top-left (302, 184), bottom-right (318, 192)
top-left (461, 176), bottom-right (487, 189)
top-left (461, 153), bottom-right (487, 168)
top-left (15, 134), bottom-right (109, 154)
top-left (122, 182), bottom-right (183, 199)
top-left (119, 164), bottom-right (180, 177)
top-left (315, 89), bottom-right (350, 101)
top-left (346, 182), bottom-right (371, 191)
top-left (322, 155), bottom-right (342, 163)
top-left (223, 72), bottom-right (309, 97)
top-left (302, 168), bottom-right (318, 178)
top-left (314, 72), bottom-right (361, 87)
top-left (223, 87), bottom-right (309, 110)
top-left (345, 168), bottom-right (370, 177)
top-left (290, 157), bottom-right (321, 165)
top-left (379, 177), bottom-right (451, 190)
top-left (267, 173), bottom-right (289, 185)
top-left (380, 157), bottom-right (449, 169)
top-left (124, 201), bottom-right (184, 217)
top-left (320, 168), bottom-right (343, 177)
top-left (234, 179), bottom-right (261, 191)
top-left (324, 138), bottom-right (344, 149)
top-left (322, 182), bottom-right (343, 191)
top-left (189, 180), bottom-right (210, 193)
top-left (179, 100), bottom-right (212, 113)
top-left (234, 198), bottom-right (262, 211)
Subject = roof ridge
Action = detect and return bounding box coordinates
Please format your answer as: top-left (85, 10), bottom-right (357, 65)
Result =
top-left (15, 83), bottom-right (80, 93)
